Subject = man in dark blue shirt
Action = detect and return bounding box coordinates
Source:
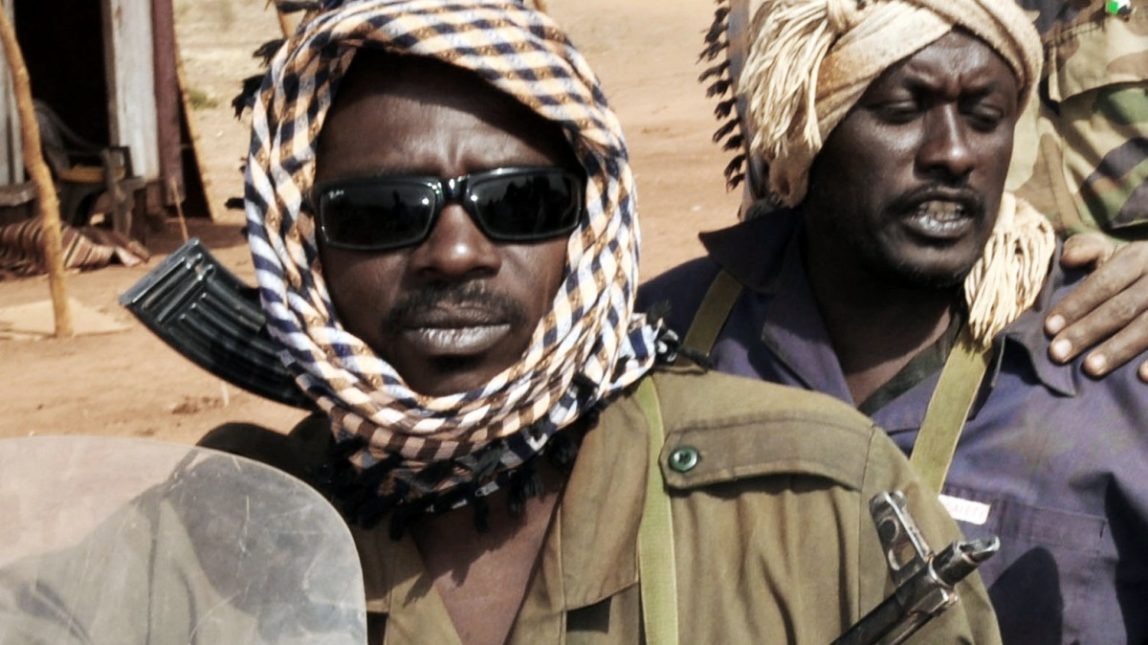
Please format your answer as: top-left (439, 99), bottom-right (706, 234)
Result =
top-left (643, 0), bottom-right (1148, 641)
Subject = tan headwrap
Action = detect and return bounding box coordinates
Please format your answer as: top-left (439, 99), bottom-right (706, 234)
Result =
top-left (740, 0), bottom-right (1055, 346)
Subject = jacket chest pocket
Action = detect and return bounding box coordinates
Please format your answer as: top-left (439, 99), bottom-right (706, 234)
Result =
top-left (940, 485), bottom-right (1113, 644)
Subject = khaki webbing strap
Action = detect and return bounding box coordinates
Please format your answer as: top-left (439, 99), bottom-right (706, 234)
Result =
top-left (635, 378), bottom-right (679, 645)
top-left (909, 327), bottom-right (993, 494)
top-left (682, 269), bottom-right (743, 354)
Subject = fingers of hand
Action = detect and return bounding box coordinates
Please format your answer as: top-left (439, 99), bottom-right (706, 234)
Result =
top-left (1060, 232), bottom-right (1116, 268)
top-left (1056, 304), bottom-right (1148, 378)
top-left (1049, 280), bottom-right (1148, 365)
top-left (1046, 242), bottom-right (1148, 337)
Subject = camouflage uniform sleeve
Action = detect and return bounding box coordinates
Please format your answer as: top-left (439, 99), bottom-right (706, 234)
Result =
top-left (1007, 0), bottom-right (1148, 241)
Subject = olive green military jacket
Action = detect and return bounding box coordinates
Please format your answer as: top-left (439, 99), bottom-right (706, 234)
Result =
top-left (329, 366), bottom-right (1001, 644)
top-left (1008, 0), bottom-right (1148, 239)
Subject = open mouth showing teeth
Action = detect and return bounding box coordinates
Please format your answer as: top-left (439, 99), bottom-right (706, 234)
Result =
top-left (905, 200), bottom-right (972, 238)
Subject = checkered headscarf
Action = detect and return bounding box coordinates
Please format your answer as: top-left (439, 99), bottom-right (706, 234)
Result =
top-left (245, 0), bottom-right (658, 515)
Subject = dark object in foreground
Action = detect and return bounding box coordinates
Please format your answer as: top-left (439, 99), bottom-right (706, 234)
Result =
top-left (834, 491), bottom-right (999, 645)
top-left (119, 238), bottom-right (312, 410)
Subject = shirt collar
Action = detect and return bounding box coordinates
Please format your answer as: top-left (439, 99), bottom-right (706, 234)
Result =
top-left (997, 243), bottom-right (1078, 398)
top-left (701, 211), bottom-right (855, 402)
top-left (699, 209), bottom-right (801, 296)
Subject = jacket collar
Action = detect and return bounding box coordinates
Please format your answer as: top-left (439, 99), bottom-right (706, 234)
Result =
top-left (352, 386), bottom-right (649, 625)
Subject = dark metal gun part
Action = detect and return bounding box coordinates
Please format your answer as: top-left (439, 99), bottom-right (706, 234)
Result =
top-left (832, 491), bottom-right (1000, 645)
top-left (119, 238), bottom-right (314, 410)
top-left (872, 489), bottom-right (933, 586)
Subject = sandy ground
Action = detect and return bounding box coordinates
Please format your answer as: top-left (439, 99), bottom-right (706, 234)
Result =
top-left (0, 0), bottom-right (741, 441)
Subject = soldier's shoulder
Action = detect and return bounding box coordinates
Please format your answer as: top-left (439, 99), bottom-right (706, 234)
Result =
top-left (646, 365), bottom-right (886, 491)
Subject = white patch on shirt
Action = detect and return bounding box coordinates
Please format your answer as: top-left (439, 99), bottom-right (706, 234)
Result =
top-left (939, 494), bottom-right (991, 526)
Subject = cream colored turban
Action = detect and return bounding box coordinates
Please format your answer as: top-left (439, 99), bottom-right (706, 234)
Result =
top-left (742, 0), bottom-right (1043, 207)
top-left (740, 0), bottom-right (1053, 347)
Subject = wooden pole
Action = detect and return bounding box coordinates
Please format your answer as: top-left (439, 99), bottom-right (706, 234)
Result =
top-left (169, 176), bottom-right (188, 242)
top-left (152, 0), bottom-right (184, 210)
top-left (0, 9), bottom-right (72, 337)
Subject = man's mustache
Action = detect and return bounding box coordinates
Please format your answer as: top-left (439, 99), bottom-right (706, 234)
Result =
top-left (384, 283), bottom-right (527, 332)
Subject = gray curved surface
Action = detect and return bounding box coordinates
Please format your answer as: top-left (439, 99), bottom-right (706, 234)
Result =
top-left (0, 436), bottom-right (366, 644)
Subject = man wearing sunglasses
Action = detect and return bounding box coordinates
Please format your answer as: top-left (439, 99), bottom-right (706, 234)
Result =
top-left (197, 1), bottom-right (1002, 643)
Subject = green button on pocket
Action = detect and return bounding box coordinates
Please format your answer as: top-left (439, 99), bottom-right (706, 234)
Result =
top-left (668, 446), bottom-right (700, 473)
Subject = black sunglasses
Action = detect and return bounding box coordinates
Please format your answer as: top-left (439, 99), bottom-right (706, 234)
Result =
top-left (313, 166), bottom-right (585, 251)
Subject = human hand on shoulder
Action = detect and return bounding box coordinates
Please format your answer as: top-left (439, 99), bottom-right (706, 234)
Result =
top-left (1045, 234), bottom-right (1148, 383)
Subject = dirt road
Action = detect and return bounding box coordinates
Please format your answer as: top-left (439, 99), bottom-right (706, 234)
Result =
top-left (0, 0), bottom-right (741, 441)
